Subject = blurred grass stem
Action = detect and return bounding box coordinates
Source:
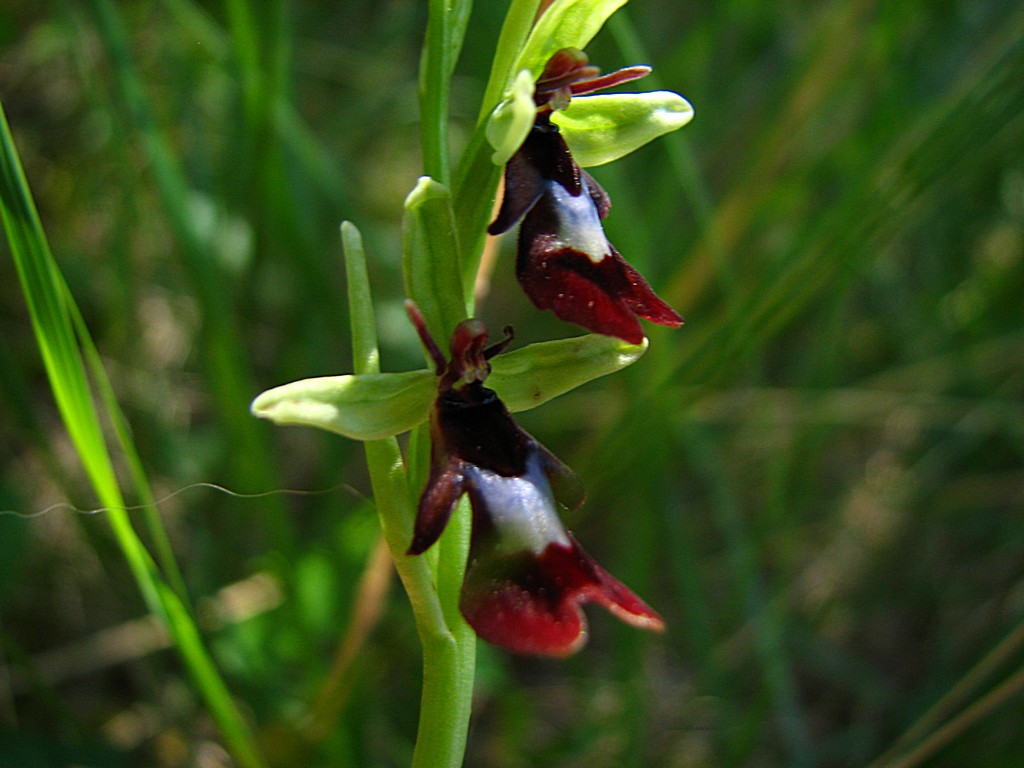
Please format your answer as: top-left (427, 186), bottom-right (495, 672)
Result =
top-left (0, 101), bottom-right (268, 768)
top-left (83, 0), bottom-right (293, 552)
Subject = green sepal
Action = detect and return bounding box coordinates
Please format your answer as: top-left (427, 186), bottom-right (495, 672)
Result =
top-left (551, 91), bottom-right (694, 167)
top-left (402, 177), bottom-right (469, 343)
top-left (491, 334), bottom-right (647, 412)
top-left (486, 69), bottom-right (537, 165)
top-left (250, 334), bottom-right (646, 440)
top-left (512, 0), bottom-right (628, 81)
top-left (251, 370), bottom-right (436, 441)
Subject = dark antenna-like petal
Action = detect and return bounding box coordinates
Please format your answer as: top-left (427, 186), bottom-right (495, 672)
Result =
top-left (409, 458), bottom-right (466, 555)
top-left (405, 300), bottom-right (446, 373)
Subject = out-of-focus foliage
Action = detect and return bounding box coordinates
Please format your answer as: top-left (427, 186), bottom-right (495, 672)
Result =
top-left (1, 1), bottom-right (1023, 766)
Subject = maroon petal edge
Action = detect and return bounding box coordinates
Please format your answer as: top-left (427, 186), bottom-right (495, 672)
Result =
top-left (518, 239), bottom-right (682, 345)
top-left (409, 461), bottom-right (465, 555)
top-left (460, 535), bottom-right (664, 657)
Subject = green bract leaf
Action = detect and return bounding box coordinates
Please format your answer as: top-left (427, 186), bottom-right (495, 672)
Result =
top-left (341, 221), bottom-right (380, 376)
top-left (551, 91), bottom-right (694, 167)
top-left (250, 371), bottom-right (435, 441)
top-left (513, 0), bottom-right (628, 81)
top-left (490, 334), bottom-right (647, 411)
top-left (402, 177), bottom-right (469, 342)
top-left (486, 69), bottom-right (537, 165)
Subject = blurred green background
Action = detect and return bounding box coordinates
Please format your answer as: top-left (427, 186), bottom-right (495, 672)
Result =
top-left (2, 1), bottom-right (1024, 766)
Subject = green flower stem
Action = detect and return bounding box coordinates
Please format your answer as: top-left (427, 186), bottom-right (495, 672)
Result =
top-left (371, 444), bottom-right (475, 768)
top-left (419, 0), bottom-right (474, 182)
top-left (363, 440), bottom-right (473, 768)
top-left (355, 1), bottom-right (585, 761)
top-left (432, 501), bottom-right (477, 748)
top-left (401, 6), bottom-right (552, 755)
top-left (343, 223), bottom-right (473, 767)
top-left (413, 0), bottom-right (480, 761)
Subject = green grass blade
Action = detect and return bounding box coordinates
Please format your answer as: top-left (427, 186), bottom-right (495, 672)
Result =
top-left (681, 427), bottom-right (814, 768)
top-left (0, 99), bottom-right (267, 768)
top-left (67, 292), bottom-right (190, 607)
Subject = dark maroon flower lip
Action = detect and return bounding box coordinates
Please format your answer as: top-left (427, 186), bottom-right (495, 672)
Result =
top-left (488, 111), bottom-right (683, 344)
top-left (515, 172), bottom-right (682, 345)
top-left (462, 531), bottom-right (664, 658)
top-left (405, 304), bottom-right (664, 655)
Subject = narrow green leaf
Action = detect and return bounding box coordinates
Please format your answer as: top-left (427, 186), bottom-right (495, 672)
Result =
top-left (444, 0), bottom-right (474, 76)
top-left (552, 91), bottom-right (694, 167)
top-left (341, 221), bottom-right (379, 375)
top-left (419, 0), bottom-right (474, 183)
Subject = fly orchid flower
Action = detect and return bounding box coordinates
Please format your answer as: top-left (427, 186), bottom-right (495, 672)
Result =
top-left (406, 302), bottom-right (664, 656)
top-left (488, 48), bottom-right (688, 345)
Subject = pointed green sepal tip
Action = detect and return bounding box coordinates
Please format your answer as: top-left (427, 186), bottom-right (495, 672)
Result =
top-left (250, 370), bottom-right (435, 441)
top-left (486, 69), bottom-right (538, 165)
top-left (491, 334), bottom-right (647, 412)
top-left (552, 91), bottom-right (694, 167)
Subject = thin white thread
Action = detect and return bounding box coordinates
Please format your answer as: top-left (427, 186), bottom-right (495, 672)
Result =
top-left (0, 482), bottom-right (365, 519)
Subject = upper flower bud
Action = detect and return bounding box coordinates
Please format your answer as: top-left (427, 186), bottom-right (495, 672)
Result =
top-left (486, 46), bottom-right (691, 168)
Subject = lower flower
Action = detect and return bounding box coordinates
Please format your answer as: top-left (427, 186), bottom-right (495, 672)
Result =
top-left (460, 460), bottom-right (663, 657)
top-left (407, 304), bottom-right (664, 656)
